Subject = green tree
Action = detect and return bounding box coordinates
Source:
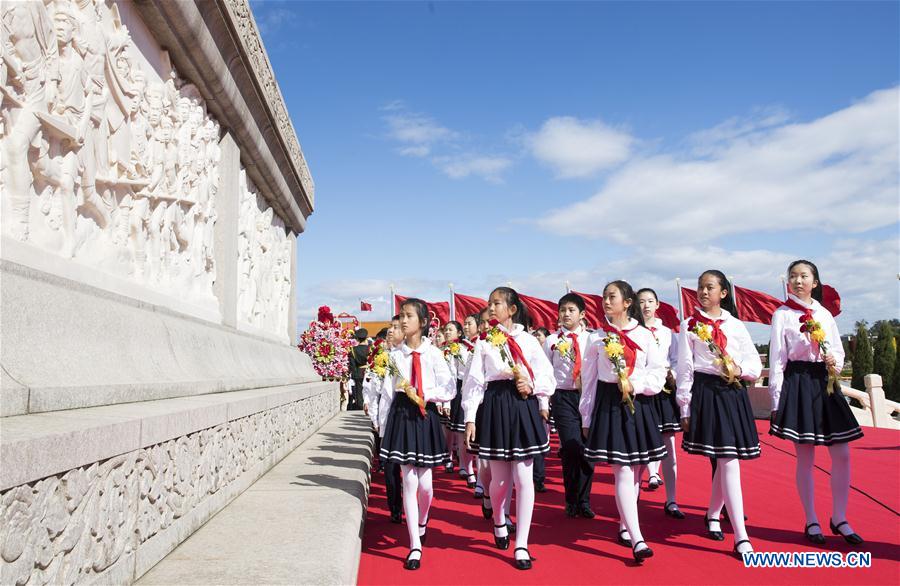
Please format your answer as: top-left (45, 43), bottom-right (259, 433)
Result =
top-left (850, 323), bottom-right (872, 391)
top-left (892, 337), bottom-right (900, 402)
top-left (872, 321), bottom-right (896, 395)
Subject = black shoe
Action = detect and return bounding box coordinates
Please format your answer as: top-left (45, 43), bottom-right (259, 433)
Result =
top-left (733, 539), bottom-right (753, 559)
top-left (445, 462), bottom-right (454, 473)
top-left (466, 474), bottom-right (477, 489)
top-left (481, 498), bottom-right (493, 519)
top-left (804, 522), bottom-right (826, 545)
top-left (419, 521), bottom-right (428, 545)
top-left (514, 547), bottom-right (534, 570)
top-left (507, 517), bottom-right (516, 534)
top-left (664, 502), bottom-right (686, 520)
top-left (390, 511), bottom-right (402, 524)
top-left (493, 524), bottom-right (510, 550)
top-left (705, 516), bottom-right (725, 541)
top-left (535, 481), bottom-right (547, 493)
top-left (647, 474), bottom-right (663, 491)
top-left (474, 485), bottom-right (485, 499)
top-left (404, 548), bottom-right (422, 570)
top-left (632, 541), bottom-right (654, 563)
top-left (617, 529), bottom-right (632, 548)
top-left (565, 503), bottom-right (578, 518)
top-left (830, 519), bottom-right (864, 545)
top-left (577, 504), bottom-right (596, 519)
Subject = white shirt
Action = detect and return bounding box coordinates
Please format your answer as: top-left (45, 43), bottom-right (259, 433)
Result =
top-left (675, 309), bottom-right (763, 418)
top-left (578, 319), bottom-right (668, 428)
top-left (362, 373), bottom-right (383, 430)
top-left (543, 326), bottom-right (591, 390)
top-left (376, 338), bottom-right (456, 432)
top-left (768, 294), bottom-right (845, 410)
top-left (644, 317), bottom-right (678, 368)
top-left (461, 323), bottom-right (556, 423)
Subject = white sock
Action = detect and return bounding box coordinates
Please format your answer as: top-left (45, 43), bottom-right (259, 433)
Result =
top-left (416, 467), bottom-right (433, 535)
top-left (513, 459), bottom-right (535, 557)
top-left (707, 460), bottom-right (725, 528)
top-left (795, 443), bottom-right (819, 531)
top-left (647, 459), bottom-right (661, 481)
top-left (662, 433), bottom-right (678, 504)
top-left (401, 464), bottom-right (422, 552)
top-left (614, 464), bottom-right (646, 551)
top-left (719, 457), bottom-right (751, 549)
top-left (489, 460), bottom-right (512, 537)
top-left (829, 443), bottom-right (854, 533)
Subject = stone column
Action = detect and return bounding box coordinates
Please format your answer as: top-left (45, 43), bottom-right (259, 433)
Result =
top-left (288, 231), bottom-right (298, 344)
top-left (215, 131), bottom-right (241, 328)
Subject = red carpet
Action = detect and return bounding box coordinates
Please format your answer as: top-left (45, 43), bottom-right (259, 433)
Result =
top-left (358, 421), bottom-right (899, 585)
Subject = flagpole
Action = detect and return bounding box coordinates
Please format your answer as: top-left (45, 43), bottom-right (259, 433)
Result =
top-left (675, 278), bottom-right (684, 320)
top-left (389, 283), bottom-right (395, 319)
top-left (729, 275), bottom-right (739, 319)
top-left (781, 276), bottom-right (788, 300)
top-left (565, 280), bottom-right (571, 293)
top-left (449, 282), bottom-right (455, 321)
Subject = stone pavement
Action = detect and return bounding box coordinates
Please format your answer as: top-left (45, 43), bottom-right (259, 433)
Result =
top-left (137, 412), bottom-right (374, 585)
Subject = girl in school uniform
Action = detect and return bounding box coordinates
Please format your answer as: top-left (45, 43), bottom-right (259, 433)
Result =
top-left (676, 270), bottom-right (762, 558)
top-left (637, 288), bottom-right (685, 519)
top-left (443, 320), bottom-right (477, 486)
top-left (463, 287), bottom-right (555, 570)
top-left (580, 281), bottom-right (667, 563)
top-left (378, 298), bottom-right (457, 570)
top-left (769, 260), bottom-right (863, 545)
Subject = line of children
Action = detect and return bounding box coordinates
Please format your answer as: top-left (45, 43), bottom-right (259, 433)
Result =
top-left (366, 261), bottom-right (863, 570)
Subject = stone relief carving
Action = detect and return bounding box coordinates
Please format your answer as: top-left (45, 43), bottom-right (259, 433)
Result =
top-left (237, 169), bottom-right (291, 337)
top-left (220, 0), bottom-right (314, 202)
top-left (1, 0), bottom-right (220, 303)
top-left (0, 390), bottom-right (336, 586)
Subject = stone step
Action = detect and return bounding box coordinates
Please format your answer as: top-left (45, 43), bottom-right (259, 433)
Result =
top-left (136, 412), bottom-right (374, 585)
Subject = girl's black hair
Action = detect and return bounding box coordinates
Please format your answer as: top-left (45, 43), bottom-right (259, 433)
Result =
top-left (399, 297), bottom-right (430, 336)
top-left (604, 280), bottom-right (645, 327)
top-left (787, 259), bottom-right (823, 302)
top-left (558, 292), bottom-right (586, 312)
top-left (698, 270), bottom-right (738, 316)
top-left (445, 320), bottom-right (464, 338)
top-left (391, 314), bottom-right (400, 321)
top-left (636, 287), bottom-right (658, 302)
top-left (465, 313), bottom-right (480, 323)
top-left (534, 327), bottom-right (551, 337)
top-left (491, 286), bottom-right (531, 328)
top-left (375, 327), bottom-right (389, 340)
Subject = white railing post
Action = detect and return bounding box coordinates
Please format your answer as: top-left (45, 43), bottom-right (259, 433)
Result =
top-left (864, 374), bottom-right (886, 428)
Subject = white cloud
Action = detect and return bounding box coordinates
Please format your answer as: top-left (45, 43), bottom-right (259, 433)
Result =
top-left (537, 87), bottom-right (899, 245)
top-left (527, 116), bottom-right (634, 178)
top-left (434, 155), bottom-right (513, 183)
top-left (383, 107), bottom-right (457, 157)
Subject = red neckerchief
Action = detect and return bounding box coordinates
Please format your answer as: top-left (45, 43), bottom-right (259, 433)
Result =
top-left (458, 338), bottom-right (474, 351)
top-left (409, 351), bottom-right (426, 417)
top-left (482, 321), bottom-right (535, 381)
top-left (597, 321), bottom-right (642, 376)
top-left (784, 298), bottom-right (815, 325)
top-left (688, 310), bottom-right (728, 353)
top-left (567, 332), bottom-right (582, 383)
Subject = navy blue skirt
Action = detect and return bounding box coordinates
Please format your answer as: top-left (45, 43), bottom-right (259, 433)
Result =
top-left (379, 393), bottom-right (449, 467)
top-left (682, 372), bottom-right (760, 459)
top-left (473, 379), bottom-right (549, 461)
top-left (584, 381), bottom-right (667, 465)
top-left (652, 388), bottom-right (682, 434)
top-left (447, 379), bottom-right (467, 432)
top-left (770, 361), bottom-right (863, 445)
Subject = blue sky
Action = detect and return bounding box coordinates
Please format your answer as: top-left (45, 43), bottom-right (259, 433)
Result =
top-left (250, 0), bottom-right (899, 339)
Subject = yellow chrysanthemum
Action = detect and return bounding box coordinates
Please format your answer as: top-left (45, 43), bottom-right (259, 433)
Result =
top-left (810, 328), bottom-right (826, 343)
top-left (605, 341), bottom-right (624, 358)
top-left (556, 340), bottom-right (571, 355)
top-left (449, 342), bottom-right (460, 354)
top-left (373, 365), bottom-right (386, 377)
top-left (374, 352), bottom-right (389, 368)
top-left (488, 331), bottom-right (508, 347)
top-left (695, 324), bottom-right (712, 342)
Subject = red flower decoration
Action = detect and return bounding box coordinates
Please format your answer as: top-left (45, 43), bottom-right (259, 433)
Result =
top-left (489, 318), bottom-right (500, 327)
top-left (317, 305), bottom-right (334, 323)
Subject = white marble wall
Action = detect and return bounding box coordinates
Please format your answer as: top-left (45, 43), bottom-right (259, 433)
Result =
top-left (237, 169), bottom-right (292, 339)
top-left (1, 0), bottom-right (220, 306)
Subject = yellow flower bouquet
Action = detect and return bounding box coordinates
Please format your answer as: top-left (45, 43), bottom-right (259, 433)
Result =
top-left (602, 333), bottom-right (635, 414)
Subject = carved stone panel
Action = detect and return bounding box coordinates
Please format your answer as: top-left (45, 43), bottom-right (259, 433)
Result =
top-left (237, 169), bottom-right (292, 339)
top-left (1, 0), bottom-right (221, 307)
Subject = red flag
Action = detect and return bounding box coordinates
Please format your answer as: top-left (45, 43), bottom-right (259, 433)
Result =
top-left (453, 293), bottom-right (487, 319)
top-left (573, 291), bottom-right (605, 329)
top-left (658, 301), bottom-right (681, 332)
top-left (519, 293), bottom-right (559, 331)
top-left (734, 286), bottom-right (782, 325)
top-left (360, 300), bottom-right (373, 311)
top-left (821, 285), bottom-right (842, 317)
top-left (680, 286), bottom-right (700, 320)
top-left (394, 295), bottom-right (450, 326)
